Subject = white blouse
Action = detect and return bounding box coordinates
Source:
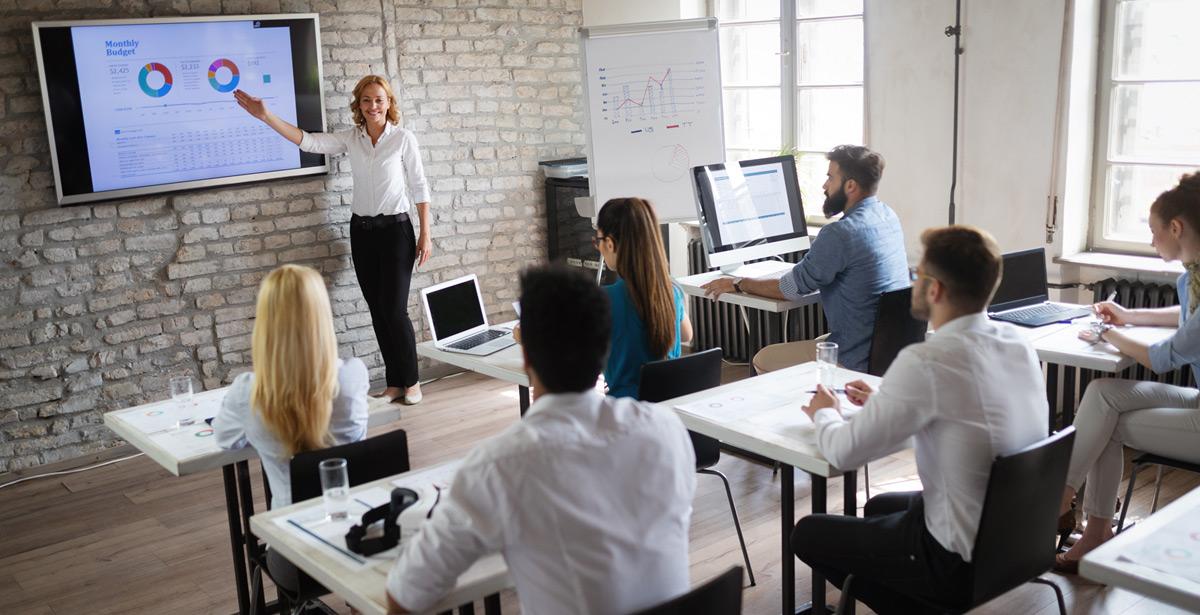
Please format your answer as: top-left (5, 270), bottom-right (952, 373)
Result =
top-left (213, 357), bottom-right (370, 509)
top-left (299, 123), bottom-right (431, 218)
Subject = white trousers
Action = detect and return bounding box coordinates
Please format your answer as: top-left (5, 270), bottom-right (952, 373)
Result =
top-left (1066, 378), bottom-right (1200, 518)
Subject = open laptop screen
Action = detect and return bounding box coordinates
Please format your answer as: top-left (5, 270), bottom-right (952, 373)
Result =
top-left (427, 279), bottom-right (485, 340)
top-left (990, 247), bottom-right (1049, 312)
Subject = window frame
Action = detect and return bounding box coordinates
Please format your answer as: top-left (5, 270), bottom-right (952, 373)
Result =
top-left (711, 0), bottom-right (866, 222)
top-left (1088, 0), bottom-right (1200, 255)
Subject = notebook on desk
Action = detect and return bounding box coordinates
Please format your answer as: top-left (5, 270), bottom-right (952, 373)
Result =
top-left (988, 247), bottom-right (1091, 327)
top-left (420, 274), bottom-right (515, 356)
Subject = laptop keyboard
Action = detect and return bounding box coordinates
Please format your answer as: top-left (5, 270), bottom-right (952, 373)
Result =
top-left (1005, 304), bottom-right (1061, 320)
top-left (448, 329), bottom-right (508, 350)
top-left (995, 302), bottom-right (1091, 326)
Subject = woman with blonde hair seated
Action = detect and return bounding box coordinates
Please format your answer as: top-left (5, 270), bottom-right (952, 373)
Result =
top-left (214, 264), bottom-right (369, 510)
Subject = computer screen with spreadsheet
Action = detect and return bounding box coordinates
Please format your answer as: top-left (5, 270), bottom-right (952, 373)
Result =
top-left (33, 15), bottom-right (328, 205)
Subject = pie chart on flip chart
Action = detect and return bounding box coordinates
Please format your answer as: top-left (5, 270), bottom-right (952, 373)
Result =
top-left (137, 62), bottom-right (173, 97)
top-left (207, 58), bottom-right (240, 93)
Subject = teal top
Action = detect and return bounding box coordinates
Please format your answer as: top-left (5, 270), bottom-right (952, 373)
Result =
top-left (604, 279), bottom-right (685, 399)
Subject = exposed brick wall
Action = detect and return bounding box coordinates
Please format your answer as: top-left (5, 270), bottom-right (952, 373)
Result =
top-left (0, 0), bottom-right (584, 472)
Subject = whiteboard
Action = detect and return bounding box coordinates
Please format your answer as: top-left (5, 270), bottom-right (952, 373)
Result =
top-left (580, 18), bottom-right (725, 223)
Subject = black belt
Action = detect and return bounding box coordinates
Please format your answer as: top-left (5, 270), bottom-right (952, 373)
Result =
top-left (350, 212), bottom-right (409, 230)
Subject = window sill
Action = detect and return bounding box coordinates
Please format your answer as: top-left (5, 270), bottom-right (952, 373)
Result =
top-left (1056, 251), bottom-right (1183, 277)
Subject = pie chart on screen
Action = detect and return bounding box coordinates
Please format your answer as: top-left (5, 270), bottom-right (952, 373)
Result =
top-left (137, 62), bottom-right (173, 97)
top-left (208, 58), bottom-right (240, 93)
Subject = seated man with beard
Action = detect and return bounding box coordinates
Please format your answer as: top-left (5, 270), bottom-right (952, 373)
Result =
top-left (701, 145), bottom-right (908, 373)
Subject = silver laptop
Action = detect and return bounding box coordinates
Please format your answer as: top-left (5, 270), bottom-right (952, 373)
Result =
top-left (420, 274), bottom-right (515, 356)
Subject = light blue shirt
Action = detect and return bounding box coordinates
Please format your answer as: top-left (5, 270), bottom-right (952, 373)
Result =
top-left (778, 196), bottom-right (909, 371)
top-left (604, 279), bottom-right (685, 398)
top-left (1148, 273), bottom-right (1200, 383)
top-left (213, 357), bottom-right (370, 509)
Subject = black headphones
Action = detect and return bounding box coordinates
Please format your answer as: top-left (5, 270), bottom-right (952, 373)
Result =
top-left (344, 487), bottom-right (419, 556)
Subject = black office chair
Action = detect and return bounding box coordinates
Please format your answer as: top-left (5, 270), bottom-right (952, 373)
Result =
top-left (859, 286), bottom-right (928, 500)
top-left (1117, 452), bottom-right (1200, 532)
top-left (249, 428), bottom-right (411, 615)
top-left (866, 286), bottom-right (927, 378)
top-left (639, 348), bottom-right (755, 587)
top-left (835, 427), bottom-right (1075, 615)
top-left (631, 566), bottom-right (744, 615)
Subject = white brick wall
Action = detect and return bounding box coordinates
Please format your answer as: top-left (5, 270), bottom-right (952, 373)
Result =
top-left (0, 0), bottom-right (585, 472)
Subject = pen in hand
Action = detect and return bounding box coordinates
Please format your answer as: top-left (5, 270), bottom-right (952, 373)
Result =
top-left (1094, 291), bottom-right (1117, 318)
top-left (806, 388), bottom-right (847, 394)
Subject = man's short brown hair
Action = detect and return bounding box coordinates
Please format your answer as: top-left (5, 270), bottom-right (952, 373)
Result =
top-left (827, 145), bottom-right (885, 194)
top-left (919, 225), bottom-right (1003, 312)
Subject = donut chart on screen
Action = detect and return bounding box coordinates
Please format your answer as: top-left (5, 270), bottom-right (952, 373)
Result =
top-left (137, 62), bottom-right (173, 97)
top-left (207, 58), bottom-right (240, 92)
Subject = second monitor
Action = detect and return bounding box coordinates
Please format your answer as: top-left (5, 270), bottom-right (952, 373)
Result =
top-left (692, 155), bottom-right (809, 275)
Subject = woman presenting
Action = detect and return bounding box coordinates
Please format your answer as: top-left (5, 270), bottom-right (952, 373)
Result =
top-left (235, 75), bottom-right (431, 405)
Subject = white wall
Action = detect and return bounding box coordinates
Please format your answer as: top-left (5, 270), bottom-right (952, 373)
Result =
top-left (582, 0), bottom-right (704, 26)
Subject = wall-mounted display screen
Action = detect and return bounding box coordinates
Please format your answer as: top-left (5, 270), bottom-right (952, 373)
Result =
top-left (33, 15), bottom-right (328, 205)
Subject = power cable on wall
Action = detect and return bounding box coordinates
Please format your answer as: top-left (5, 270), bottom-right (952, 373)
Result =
top-left (945, 0), bottom-right (964, 225)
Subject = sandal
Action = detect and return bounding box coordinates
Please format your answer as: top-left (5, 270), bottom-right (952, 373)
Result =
top-left (1053, 552), bottom-right (1080, 575)
top-left (1056, 504), bottom-right (1077, 550)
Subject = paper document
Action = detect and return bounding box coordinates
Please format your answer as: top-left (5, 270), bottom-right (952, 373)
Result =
top-left (676, 390), bottom-right (794, 424)
top-left (115, 387), bottom-right (225, 434)
top-left (147, 422), bottom-right (221, 458)
top-left (1118, 514), bottom-right (1200, 585)
top-left (276, 497), bottom-right (390, 569)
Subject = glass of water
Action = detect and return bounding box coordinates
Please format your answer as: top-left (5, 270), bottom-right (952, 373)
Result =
top-left (170, 376), bottom-right (195, 427)
top-left (816, 341), bottom-right (839, 390)
top-left (320, 458), bottom-right (350, 522)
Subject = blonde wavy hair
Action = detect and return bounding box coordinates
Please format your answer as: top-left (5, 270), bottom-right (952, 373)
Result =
top-left (350, 75), bottom-right (401, 128)
top-left (250, 265), bottom-right (340, 456)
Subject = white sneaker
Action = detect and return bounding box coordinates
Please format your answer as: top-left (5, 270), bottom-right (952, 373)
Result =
top-left (402, 385), bottom-right (423, 405)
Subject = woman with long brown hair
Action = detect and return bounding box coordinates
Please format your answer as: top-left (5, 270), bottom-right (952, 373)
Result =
top-left (595, 197), bottom-right (693, 397)
top-left (235, 74), bottom-right (429, 405)
top-left (213, 264), bottom-right (369, 509)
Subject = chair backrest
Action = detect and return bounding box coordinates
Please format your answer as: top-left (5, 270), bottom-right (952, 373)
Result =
top-left (637, 347), bottom-right (724, 403)
top-left (290, 428), bottom-right (411, 503)
top-left (632, 566), bottom-right (743, 615)
top-left (866, 286), bottom-right (927, 377)
top-left (970, 427), bottom-right (1075, 605)
top-left (638, 348), bottom-right (724, 469)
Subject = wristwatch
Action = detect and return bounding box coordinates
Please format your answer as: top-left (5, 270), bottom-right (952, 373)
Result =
top-left (732, 277), bottom-right (744, 293)
top-left (1091, 322), bottom-right (1114, 341)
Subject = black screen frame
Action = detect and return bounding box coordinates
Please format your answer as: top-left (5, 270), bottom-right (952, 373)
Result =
top-left (692, 155), bottom-right (808, 255)
top-left (32, 15), bottom-right (328, 206)
top-left (989, 247), bottom-right (1051, 312)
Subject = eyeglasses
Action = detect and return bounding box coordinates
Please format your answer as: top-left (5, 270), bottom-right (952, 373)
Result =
top-left (591, 235), bottom-right (607, 248)
top-left (908, 266), bottom-right (936, 283)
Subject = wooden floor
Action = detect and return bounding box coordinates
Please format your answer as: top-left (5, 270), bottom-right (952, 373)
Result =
top-left (3, 367), bottom-right (1199, 615)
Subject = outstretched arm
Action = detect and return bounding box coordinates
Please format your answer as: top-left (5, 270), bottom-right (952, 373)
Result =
top-left (234, 89), bottom-right (304, 145)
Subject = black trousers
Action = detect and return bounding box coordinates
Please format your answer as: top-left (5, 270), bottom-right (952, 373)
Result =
top-left (349, 214), bottom-right (419, 388)
top-left (791, 491), bottom-right (973, 614)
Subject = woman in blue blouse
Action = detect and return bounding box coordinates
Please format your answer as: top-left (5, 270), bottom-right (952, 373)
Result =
top-left (594, 198), bottom-right (693, 398)
top-left (1055, 173), bottom-right (1200, 572)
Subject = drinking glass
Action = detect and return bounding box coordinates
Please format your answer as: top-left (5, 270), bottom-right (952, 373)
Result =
top-left (170, 376), bottom-right (195, 427)
top-left (816, 341), bottom-right (838, 390)
top-left (320, 458), bottom-right (350, 522)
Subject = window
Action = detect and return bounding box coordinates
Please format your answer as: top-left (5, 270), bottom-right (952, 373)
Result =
top-left (1091, 0), bottom-right (1200, 254)
top-left (715, 0), bottom-right (864, 211)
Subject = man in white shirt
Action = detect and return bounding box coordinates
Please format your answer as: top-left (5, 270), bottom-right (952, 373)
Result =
top-left (793, 225), bottom-right (1047, 613)
top-left (386, 265), bottom-right (697, 615)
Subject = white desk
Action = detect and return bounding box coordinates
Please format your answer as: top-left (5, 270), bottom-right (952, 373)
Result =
top-left (1081, 485), bottom-right (1200, 612)
top-left (676, 261), bottom-right (821, 375)
top-left (664, 361), bottom-right (884, 615)
top-left (251, 461), bottom-right (512, 615)
top-left (1029, 321), bottom-right (1175, 373)
top-left (416, 324), bottom-right (531, 413)
top-left (104, 388), bottom-right (401, 615)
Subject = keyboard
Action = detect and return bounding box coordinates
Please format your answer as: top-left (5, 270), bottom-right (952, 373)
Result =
top-left (447, 328), bottom-right (509, 350)
top-left (990, 303), bottom-right (1091, 327)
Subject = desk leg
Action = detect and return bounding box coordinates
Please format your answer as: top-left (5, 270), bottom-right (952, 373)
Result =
top-left (236, 460), bottom-right (267, 615)
top-left (223, 465), bottom-right (252, 615)
top-left (748, 311), bottom-right (761, 377)
top-left (1045, 363), bottom-right (1059, 433)
top-left (1061, 366), bottom-right (1076, 431)
top-left (483, 594), bottom-right (502, 615)
top-left (458, 603), bottom-right (475, 615)
top-left (518, 386), bottom-right (530, 416)
top-left (841, 471), bottom-right (857, 615)
top-left (767, 311), bottom-right (784, 346)
top-left (780, 464), bottom-right (795, 615)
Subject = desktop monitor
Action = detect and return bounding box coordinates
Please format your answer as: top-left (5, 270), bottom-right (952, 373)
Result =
top-left (989, 247), bottom-right (1050, 312)
top-left (692, 155), bottom-right (809, 272)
